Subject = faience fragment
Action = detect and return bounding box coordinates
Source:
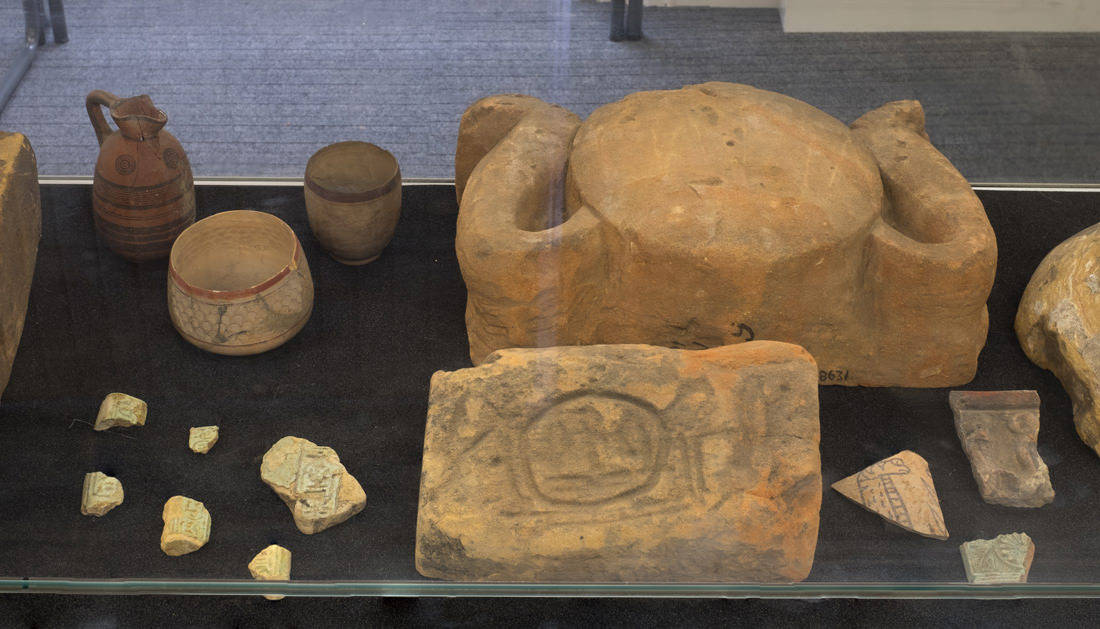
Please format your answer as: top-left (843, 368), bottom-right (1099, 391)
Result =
top-left (454, 83), bottom-right (996, 387)
top-left (0, 132), bottom-right (41, 401)
top-left (80, 471), bottom-right (123, 516)
top-left (1017, 221), bottom-right (1100, 458)
top-left (260, 436), bottom-right (365, 535)
top-left (416, 341), bottom-right (822, 583)
top-left (160, 495), bottom-right (211, 556)
top-left (94, 392), bottom-right (147, 431)
top-left (959, 532), bottom-right (1035, 584)
top-left (832, 450), bottom-right (948, 540)
top-left (949, 390), bottom-right (1054, 508)
top-left (248, 544), bottom-right (292, 600)
top-left (189, 426), bottom-right (219, 453)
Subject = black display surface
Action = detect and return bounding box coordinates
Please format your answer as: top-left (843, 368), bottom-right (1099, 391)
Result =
top-left (1, 183), bottom-right (1099, 592)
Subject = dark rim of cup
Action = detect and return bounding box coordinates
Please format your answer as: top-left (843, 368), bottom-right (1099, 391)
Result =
top-left (305, 142), bottom-right (401, 204)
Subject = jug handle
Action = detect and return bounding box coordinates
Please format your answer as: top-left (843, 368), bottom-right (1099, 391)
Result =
top-left (86, 90), bottom-right (121, 146)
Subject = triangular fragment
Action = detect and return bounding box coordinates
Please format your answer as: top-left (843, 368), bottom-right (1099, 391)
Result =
top-left (832, 450), bottom-right (948, 540)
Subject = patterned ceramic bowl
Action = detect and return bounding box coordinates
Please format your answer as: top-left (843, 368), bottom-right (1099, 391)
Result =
top-left (168, 210), bottom-right (313, 355)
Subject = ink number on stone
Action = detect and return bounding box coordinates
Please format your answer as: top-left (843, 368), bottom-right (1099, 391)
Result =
top-left (819, 369), bottom-right (850, 383)
top-left (730, 323), bottom-right (755, 342)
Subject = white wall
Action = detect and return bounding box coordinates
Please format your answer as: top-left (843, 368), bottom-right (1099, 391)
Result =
top-left (781, 0), bottom-right (1100, 32)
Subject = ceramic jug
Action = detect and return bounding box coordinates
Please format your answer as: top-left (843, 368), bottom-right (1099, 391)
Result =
top-left (87, 90), bottom-right (195, 262)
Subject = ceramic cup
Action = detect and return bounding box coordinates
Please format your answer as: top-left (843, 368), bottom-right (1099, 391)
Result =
top-left (167, 210), bottom-right (313, 355)
top-left (304, 141), bottom-right (402, 265)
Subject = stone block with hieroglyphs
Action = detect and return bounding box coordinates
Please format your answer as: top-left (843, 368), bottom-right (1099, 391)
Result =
top-left (415, 342), bottom-right (821, 583)
top-left (0, 132), bottom-right (41, 400)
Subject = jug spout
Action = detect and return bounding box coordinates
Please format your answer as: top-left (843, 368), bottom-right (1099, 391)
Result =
top-left (111, 94), bottom-right (167, 140)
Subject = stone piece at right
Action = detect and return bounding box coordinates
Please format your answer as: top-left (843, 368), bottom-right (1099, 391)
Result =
top-left (959, 532), bottom-right (1035, 584)
top-left (80, 471), bottom-right (124, 516)
top-left (160, 495), bottom-right (211, 556)
top-left (1017, 221), bottom-right (1100, 458)
top-left (189, 425), bottom-right (219, 453)
top-left (832, 450), bottom-right (949, 540)
top-left (94, 392), bottom-right (147, 431)
top-left (949, 390), bottom-right (1054, 508)
top-left (248, 544), bottom-right (292, 601)
top-left (260, 436), bottom-right (366, 534)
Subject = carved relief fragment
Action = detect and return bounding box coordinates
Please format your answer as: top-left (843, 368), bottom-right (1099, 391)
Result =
top-left (189, 425), bottom-right (220, 453)
top-left (248, 544), bottom-right (292, 600)
top-left (415, 342), bottom-right (822, 583)
top-left (960, 532), bottom-right (1035, 584)
top-left (94, 392), bottom-right (147, 431)
top-left (80, 471), bottom-right (123, 517)
top-left (160, 495), bottom-right (211, 556)
top-left (832, 450), bottom-right (948, 540)
top-left (260, 436), bottom-right (365, 534)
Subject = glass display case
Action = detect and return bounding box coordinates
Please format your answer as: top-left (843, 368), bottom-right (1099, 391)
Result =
top-left (1, 0), bottom-right (1099, 601)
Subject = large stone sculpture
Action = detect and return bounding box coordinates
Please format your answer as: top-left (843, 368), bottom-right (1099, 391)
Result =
top-left (0, 132), bottom-right (41, 401)
top-left (1017, 222), bottom-right (1100, 457)
top-left (454, 83), bottom-right (996, 387)
top-left (415, 341), bottom-right (821, 583)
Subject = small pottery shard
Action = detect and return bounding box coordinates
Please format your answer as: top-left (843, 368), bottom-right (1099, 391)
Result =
top-left (1017, 221), bottom-right (1100, 458)
top-left (160, 495), bottom-right (211, 556)
top-left (94, 393), bottom-right (147, 431)
top-left (189, 426), bottom-right (219, 453)
top-left (949, 390), bottom-right (1054, 508)
top-left (416, 341), bottom-right (822, 583)
top-left (959, 532), bottom-right (1035, 584)
top-left (260, 436), bottom-right (365, 535)
top-left (248, 544), bottom-right (292, 601)
top-left (0, 132), bottom-right (41, 402)
top-left (80, 472), bottom-right (123, 517)
top-left (832, 450), bottom-right (949, 540)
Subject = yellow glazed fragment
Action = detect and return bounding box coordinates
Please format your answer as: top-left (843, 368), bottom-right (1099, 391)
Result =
top-left (160, 495), bottom-right (211, 556)
top-left (94, 392), bottom-right (147, 431)
top-left (80, 472), bottom-right (123, 516)
top-left (248, 544), bottom-right (292, 600)
top-left (189, 426), bottom-right (219, 453)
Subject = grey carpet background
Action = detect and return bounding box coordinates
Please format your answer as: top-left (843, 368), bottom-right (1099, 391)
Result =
top-left (0, 1), bottom-right (1098, 182)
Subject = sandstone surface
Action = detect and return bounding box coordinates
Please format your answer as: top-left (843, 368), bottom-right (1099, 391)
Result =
top-left (94, 392), bottom-right (147, 430)
top-left (454, 83), bottom-right (996, 387)
top-left (160, 495), bottom-right (210, 556)
top-left (960, 532), bottom-right (1034, 584)
top-left (189, 425), bottom-right (219, 453)
top-left (0, 132), bottom-right (41, 400)
top-left (260, 436), bottom-right (365, 534)
top-left (415, 341), bottom-right (821, 583)
top-left (950, 390), bottom-right (1054, 507)
top-left (1016, 221), bottom-right (1100, 457)
top-left (248, 544), bottom-right (292, 600)
top-left (80, 471), bottom-right (123, 516)
top-left (833, 450), bottom-right (949, 540)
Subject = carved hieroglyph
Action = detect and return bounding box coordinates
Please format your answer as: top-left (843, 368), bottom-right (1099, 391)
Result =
top-left (260, 436), bottom-right (365, 535)
top-left (80, 472), bottom-right (123, 517)
top-left (94, 393), bottom-right (147, 431)
top-left (1017, 221), bottom-right (1100, 458)
top-left (454, 83), bottom-right (996, 387)
top-left (959, 532), bottom-right (1035, 584)
top-left (415, 341), bottom-right (821, 583)
top-left (950, 390), bottom-right (1054, 508)
top-left (189, 426), bottom-right (219, 453)
top-left (248, 544), bottom-right (292, 601)
top-left (160, 495), bottom-right (211, 556)
top-left (832, 450), bottom-right (949, 540)
top-left (0, 132), bottom-right (41, 401)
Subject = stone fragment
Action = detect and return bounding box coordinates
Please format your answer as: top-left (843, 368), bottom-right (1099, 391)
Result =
top-left (189, 425), bottom-right (219, 453)
top-left (0, 132), bottom-right (41, 401)
top-left (1017, 221), bottom-right (1100, 458)
top-left (960, 532), bottom-right (1035, 584)
top-left (832, 450), bottom-right (948, 540)
top-left (950, 390), bottom-right (1054, 508)
top-left (80, 471), bottom-right (123, 517)
top-left (248, 544), bottom-right (292, 601)
top-left (160, 495), bottom-right (211, 556)
top-left (415, 341), bottom-right (822, 583)
top-left (454, 83), bottom-right (996, 387)
top-left (94, 392), bottom-right (147, 431)
top-left (260, 436), bottom-right (365, 535)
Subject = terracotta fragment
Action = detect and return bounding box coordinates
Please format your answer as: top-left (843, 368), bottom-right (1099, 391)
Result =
top-left (960, 532), bottom-right (1035, 584)
top-left (248, 544), bottom-right (292, 601)
top-left (189, 426), bottom-right (219, 453)
top-left (1017, 221), bottom-right (1100, 457)
top-left (415, 341), bottom-right (821, 583)
top-left (80, 472), bottom-right (123, 517)
top-left (0, 132), bottom-right (41, 401)
top-left (93, 393), bottom-right (147, 430)
top-left (260, 436), bottom-right (365, 534)
top-left (454, 82), bottom-right (996, 387)
top-left (950, 390), bottom-right (1054, 508)
top-left (160, 495), bottom-right (211, 556)
top-left (832, 450), bottom-right (949, 540)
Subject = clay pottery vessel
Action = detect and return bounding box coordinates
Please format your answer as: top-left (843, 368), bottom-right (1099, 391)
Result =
top-left (304, 141), bottom-right (401, 265)
top-left (86, 90), bottom-right (195, 262)
top-left (167, 210), bottom-right (313, 356)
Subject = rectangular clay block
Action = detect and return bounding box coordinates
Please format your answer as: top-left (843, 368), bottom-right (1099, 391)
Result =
top-left (415, 342), bottom-right (821, 583)
top-left (0, 132), bottom-right (40, 399)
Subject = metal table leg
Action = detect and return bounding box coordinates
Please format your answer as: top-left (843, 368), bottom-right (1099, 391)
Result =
top-left (0, 0), bottom-right (68, 114)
